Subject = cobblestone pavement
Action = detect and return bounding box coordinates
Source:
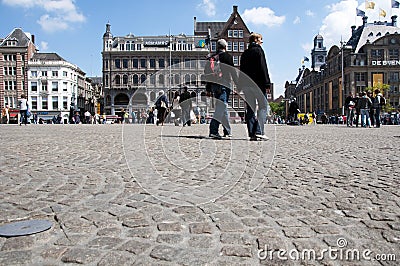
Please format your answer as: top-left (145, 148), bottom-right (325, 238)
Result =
top-left (0, 123), bottom-right (399, 265)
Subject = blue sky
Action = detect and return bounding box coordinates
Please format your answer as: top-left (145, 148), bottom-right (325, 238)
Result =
top-left (1, 0), bottom-right (400, 97)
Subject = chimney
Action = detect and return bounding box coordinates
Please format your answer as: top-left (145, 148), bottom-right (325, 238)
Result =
top-left (31, 34), bottom-right (35, 44)
top-left (233, 5), bottom-right (238, 13)
top-left (392, 15), bottom-right (397, 27)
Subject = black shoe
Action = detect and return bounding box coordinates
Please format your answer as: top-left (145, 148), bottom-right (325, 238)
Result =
top-left (209, 133), bottom-right (222, 140)
top-left (249, 136), bottom-right (258, 141)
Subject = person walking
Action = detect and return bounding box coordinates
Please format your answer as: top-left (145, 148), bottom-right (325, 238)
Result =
top-left (344, 92), bottom-right (355, 127)
top-left (155, 90), bottom-right (169, 126)
top-left (179, 87), bottom-right (192, 126)
top-left (172, 91), bottom-right (181, 126)
top-left (206, 39), bottom-right (238, 139)
top-left (18, 94), bottom-right (28, 126)
top-left (239, 33), bottom-right (271, 140)
top-left (1, 105), bottom-right (9, 124)
top-left (373, 89), bottom-right (386, 128)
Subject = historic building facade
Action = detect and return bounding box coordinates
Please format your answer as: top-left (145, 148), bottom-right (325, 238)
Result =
top-left (0, 28), bottom-right (37, 120)
top-left (286, 16), bottom-right (400, 115)
top-left (28, 53), bottom-right (89, 123)
top-left (102, 6), bottom-right (269, 120)
top-left (102, 23), bottom-right (209, 116)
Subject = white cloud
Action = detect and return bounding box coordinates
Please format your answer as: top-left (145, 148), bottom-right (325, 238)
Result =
top-left (242, 7), bottom-right (285, 27)
top-left (293, 16), bottom-right (301, 25)
top-left (305, 10), bottom-right (315, 17)
top-left (39, 41), bottom-right (49, 51)
top-left (197, 0), bottom-right (216, 17)
top-left (2, 0), bottom-right (86, 32)
top-left (318, 0), bottom-right (359, 49)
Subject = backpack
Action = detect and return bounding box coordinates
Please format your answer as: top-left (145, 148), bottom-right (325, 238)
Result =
top-left (380, 96), bottom-right (386, 106)
top-left (204, 53), bottom-right (223, 81)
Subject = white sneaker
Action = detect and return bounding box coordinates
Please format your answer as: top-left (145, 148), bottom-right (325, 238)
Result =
top-left (256, 134), bottom-right (269, 140)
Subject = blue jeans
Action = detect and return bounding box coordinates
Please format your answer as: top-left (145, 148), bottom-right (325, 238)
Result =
top-left (374, 108), bottom-right (381, 127)
top-left (244, 88), bottom-right (268, 136)
top-left (19, 110), bottom-right (28, 125)
top-left (361, 109), bottom-right (370, 127)
top-left (209, 84), bottom-right (230, 136)
top-left (346, 108), bottom-right (354, 126)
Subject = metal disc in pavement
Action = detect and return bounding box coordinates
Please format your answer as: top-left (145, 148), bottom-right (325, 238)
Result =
top-left (0, 220), bottom-right (52, 237)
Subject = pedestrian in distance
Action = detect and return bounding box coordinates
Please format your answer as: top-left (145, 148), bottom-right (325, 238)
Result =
top-left (18, 94), bottom-right (28, 126)
top-left (179, 87), bottom-right (192, 127)
top-left (155, 90), bottom-right (169, 126)
top-left (239, 33), bottom-right (271, 140)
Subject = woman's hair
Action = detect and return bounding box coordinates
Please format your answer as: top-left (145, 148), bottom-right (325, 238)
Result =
top-left (249, 33), bottom-right (262, 43)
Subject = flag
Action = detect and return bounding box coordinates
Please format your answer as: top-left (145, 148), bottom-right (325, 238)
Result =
top-left (365, 0), bottom-right (375, 9)
top-left (392, 0), bottom-right (400, 8)
top-left (380, 8), bottom-right (387, 17)
top-left (356, 8), bottom-right (365, 17)
top-left (301, 56), bottom-right (309, 64)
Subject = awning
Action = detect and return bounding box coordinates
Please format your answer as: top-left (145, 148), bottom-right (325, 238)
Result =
top-left (9, 113), bottom-right (18, 118)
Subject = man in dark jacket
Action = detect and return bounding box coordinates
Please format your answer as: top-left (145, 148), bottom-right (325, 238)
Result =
top-left (179, 86), bottom-right (192, 126)
top-left (206, 39), bottom-right (238, 139)
top-left (239, 33), bottom-right (271, 140)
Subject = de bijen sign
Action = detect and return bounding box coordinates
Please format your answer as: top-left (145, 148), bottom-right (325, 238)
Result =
top-left (371, 60), bottom-right (400, 66)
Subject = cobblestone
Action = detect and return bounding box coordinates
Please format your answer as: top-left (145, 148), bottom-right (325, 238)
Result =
top-left (0, 124), bottom-right (399, 265)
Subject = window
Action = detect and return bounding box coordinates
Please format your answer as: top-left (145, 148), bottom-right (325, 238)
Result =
top-left (137, 44), bottom-right (142, 50)
top-left (123, 59), bottom-right (128, 68)
top-left (140, 74), bottom-right (146, 84)
top-left (52, 82), bottom-right (58, 92)
top-left (123, 75), bottom-right (128, 85)
top-left (52, 71), bottom-right (58, 77)
top-left (52, 96), bottom-right (58, 110)
top-left (150, 74), bottom-right (155, 86)
top-left (63, 96), bottom-right (68, 109)
top-left (233, 30), bottom-right (238, 37)
top-left (41, 71), bottom-right (47, 77)
top-left (228, 30), bottom-right (233, 37)
top-left (133, 74), bottom-right (139, 86)
top-left (227, 42), bottom-right (232, 51)
top-left (31, 82), bottom-right (38, 92)
top-left (371, 49), bottom-right (384, 60)
top-left (239, 42), bottom-right (245, 52)
top-left (42, 97), bottom-right (48, 109)
top-left (115, 59), bottom-right (121, 69)
top-left (31, 71), bottom-right (38, 77)
top-left (185, 58), bottom-right (191, 68)
top-left (355, 72), bottom-right (366, 82)
top-left (140, 59), bottom-right (146, 68)
top-left (389, 49), bottom-right (399, 60)
top-left (63, 71), bottom-right (67, 77)
top-left (239, 30), bottom-right (243, 38)
top-left (172, 59), bottom-right (180, 68)
top-left (233, 56), bottom-right (239, 66)
top-left (389, 72), bottom-right (399, 82)
top-left (159, 58), bottom-right (165, 68)
top-left (133, 59), bottom-right (138, 68)
top-left (159, 74), bottom-right (165, 85)
top-left (233, 42), bottom-right (238, 51)
top-left (31, 97), bottom-right (37, 110)
top-left (63, 82), bottom-right (68, 91)
top-left (41, 82), bottom-right (48, 91)
top-left (115, 75), bottom-right (121, 85)
top-left (150, 59), bottom-right (156, 68)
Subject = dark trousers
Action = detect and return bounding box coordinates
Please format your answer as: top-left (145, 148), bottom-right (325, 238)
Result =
top-left (19, 110), bottom-right (28, 125)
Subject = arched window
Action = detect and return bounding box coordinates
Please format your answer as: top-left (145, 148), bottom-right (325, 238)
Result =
top-left (123, 75), bottom-right (128, 85)
top-left (174, 74), bottom-right (180, 85)
top-left (159, 74), bottom-right (165, 85)
top-left (133, 74), bottom-right (139, 86)
top-left (150, 74), bottom-right (156, 86)
top-left (115, 75), bottom-right (121, 85)
top-left (185, 74), bottom-right (190, 85)
top-left (106, 95), bottom-right (111, 106)
top-left (150, 91), bottom-right (156, 101)
top-left (191, 74), bottom-right (197, 85)
top-left (140, 74), bottom-right (146, 85)
top-left (125, 41), bottom-right (130, 51)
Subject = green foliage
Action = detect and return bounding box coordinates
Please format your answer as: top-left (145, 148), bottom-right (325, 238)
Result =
top-left (269, 101), bottom-right (285, 117)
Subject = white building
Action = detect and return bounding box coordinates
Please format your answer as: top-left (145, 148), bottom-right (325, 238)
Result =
top-left (28, 53), bottom-right (86, 123)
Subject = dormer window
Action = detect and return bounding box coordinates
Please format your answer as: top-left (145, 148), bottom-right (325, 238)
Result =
top-left (376, 32), bottom-right (382, 37)
top-left (6, 40), bottom-right (17, 46)
top-left (368, 32), bottom-right (374, 37)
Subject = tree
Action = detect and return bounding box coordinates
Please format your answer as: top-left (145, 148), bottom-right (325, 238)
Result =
top-left (269, 101), bottom-right (285, 117)
top-left (365, 83), bottom-right (391, 113)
